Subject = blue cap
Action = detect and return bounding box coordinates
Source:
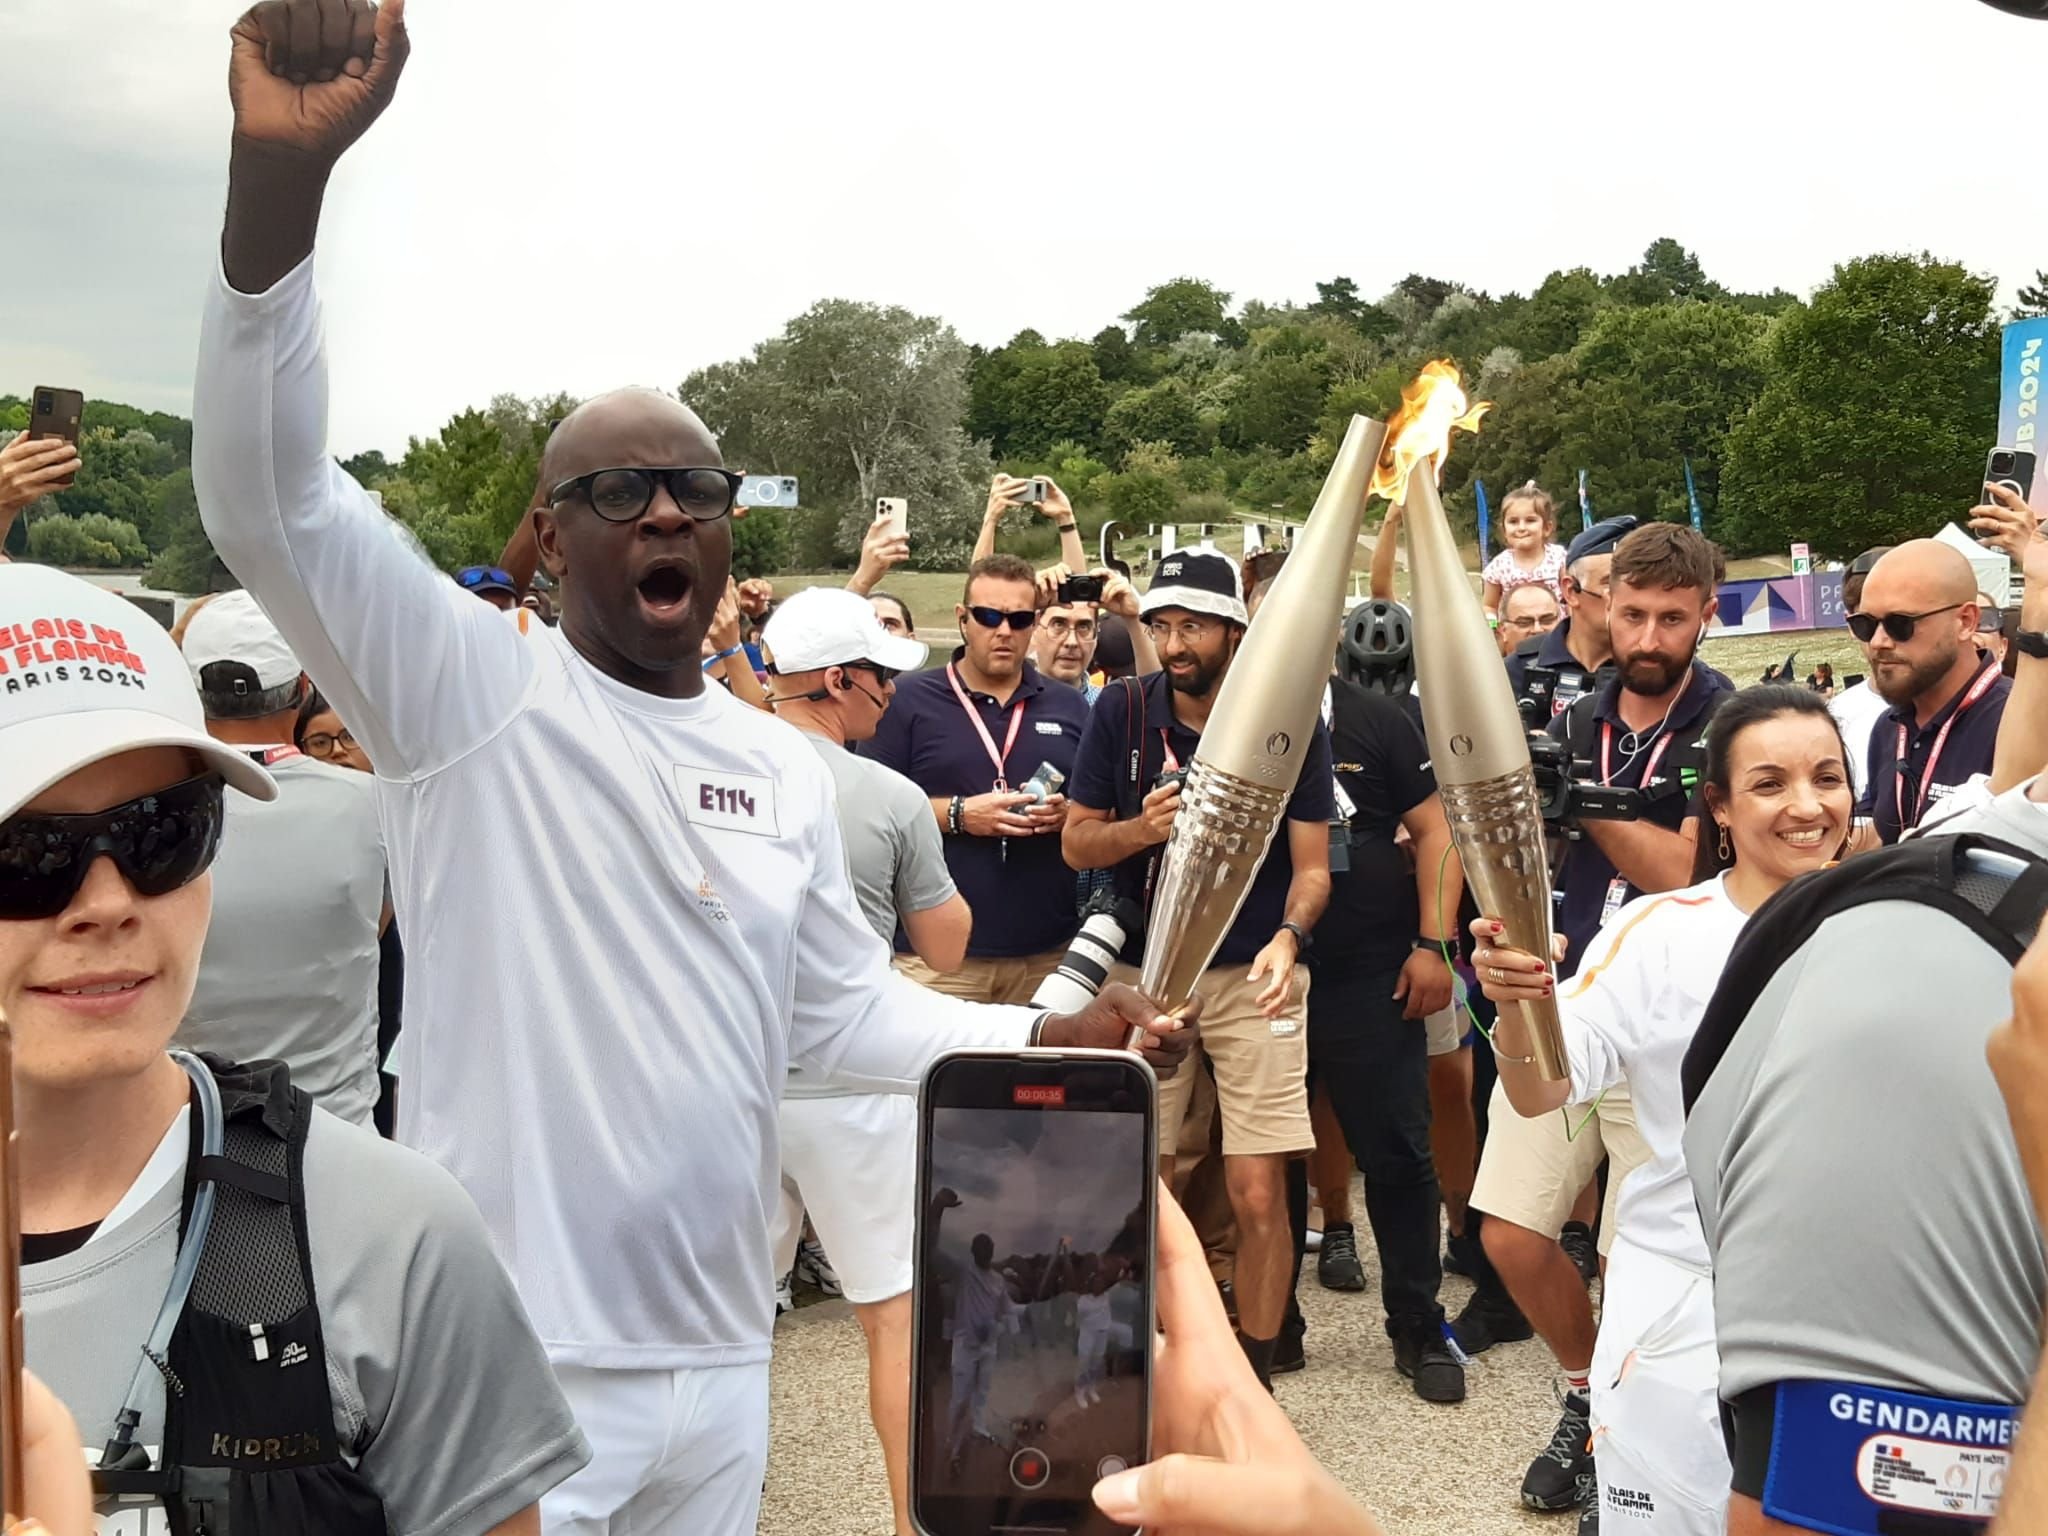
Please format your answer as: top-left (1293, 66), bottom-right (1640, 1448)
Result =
top-left (1564, 516), bottom-right (1639, 568)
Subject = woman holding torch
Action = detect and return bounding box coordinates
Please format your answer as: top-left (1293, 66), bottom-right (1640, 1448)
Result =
top-left (1469, 687), bottom-right (1855, 1535)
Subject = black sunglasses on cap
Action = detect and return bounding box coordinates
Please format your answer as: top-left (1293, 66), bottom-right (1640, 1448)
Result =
top-left (0, 775), bottom-right (226, 921)
top-left (1846, 604), bottom-right (1962, 644)
top-left (965, 606), bottom-right (1037, 632)
top-left (547, 466), bottom-right (742, 524)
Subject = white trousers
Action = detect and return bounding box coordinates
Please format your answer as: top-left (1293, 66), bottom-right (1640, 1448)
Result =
top-left (541, 1362), bottom-right (771, 1536)
top-left (1589, 1238), bottom-right (1730, 1535)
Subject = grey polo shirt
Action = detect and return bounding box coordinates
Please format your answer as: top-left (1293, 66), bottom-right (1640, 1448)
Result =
top-left (788, 728), bottom-right (960, 1099)
top-left (1685, 779), bottom-right (2048, 1406)
top-left (28, 1102), bottom-right (589, 1536)
top-left (180, 751), bottom-right (387, 1126)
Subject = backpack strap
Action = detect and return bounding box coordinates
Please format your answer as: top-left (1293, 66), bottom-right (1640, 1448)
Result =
top-left (1682, 833), bottom-right (2048, 1112)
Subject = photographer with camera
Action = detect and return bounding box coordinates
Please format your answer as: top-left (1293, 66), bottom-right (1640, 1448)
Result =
top-left (1471, 522), bottom-right (1731, 1523)
top-left (1032, 564), bottom-right (1160, 702)
top-left (1506, 515), bottom-right (1637, 725)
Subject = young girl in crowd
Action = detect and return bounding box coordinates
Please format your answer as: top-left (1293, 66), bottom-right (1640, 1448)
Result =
top-left (1469, 686), bottom-right (1854, 1536)
top-left (1480, 481), bottom-right (1569, 618)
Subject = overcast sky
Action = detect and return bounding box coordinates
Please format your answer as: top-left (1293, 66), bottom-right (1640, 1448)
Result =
top-left (2, 0), bottom-right (2037, 455)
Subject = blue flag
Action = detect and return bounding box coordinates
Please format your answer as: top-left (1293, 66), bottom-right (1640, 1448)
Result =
top-left (1577, 468), bottom-right (1592, 533)
top-left (2000, 318), bottom-right (2048, 504)
top-left (1474, 477), bottom-right (1492, 562)
top-left (1683, 457), bottom-right (1704, 534)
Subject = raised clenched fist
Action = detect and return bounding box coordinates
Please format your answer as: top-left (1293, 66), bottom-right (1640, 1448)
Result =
top-left (229, 0), bottom-right (410, 164)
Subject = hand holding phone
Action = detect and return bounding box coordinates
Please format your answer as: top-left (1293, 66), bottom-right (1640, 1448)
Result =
top-left (876, 497), bottom-right (909, 542)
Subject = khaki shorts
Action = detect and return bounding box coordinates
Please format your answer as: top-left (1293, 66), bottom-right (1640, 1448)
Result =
top-left (1470, 1078), bottom-right (1648, 1256)
top-left (1117, 960), bottom-right (1313, 1159)
top-left (896, 949), bottom-right (1064, 1007)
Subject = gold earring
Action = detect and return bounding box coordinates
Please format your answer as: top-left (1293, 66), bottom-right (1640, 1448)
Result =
top-left (1717, 822), bottom-right (1731, 861)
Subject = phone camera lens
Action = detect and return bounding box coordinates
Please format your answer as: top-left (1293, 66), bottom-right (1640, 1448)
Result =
top-left (35, 393), bottom-right (51, 413)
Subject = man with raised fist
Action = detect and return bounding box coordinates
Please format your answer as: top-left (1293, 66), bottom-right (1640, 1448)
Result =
top-left (192, 6), bottom-right (1193, 1534)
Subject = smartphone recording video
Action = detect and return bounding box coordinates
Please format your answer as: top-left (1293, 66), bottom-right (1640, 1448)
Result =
top-left (912, 1050), bottom-right (1154, 1536)
top-left (876, 496), bottom-right (909, 541)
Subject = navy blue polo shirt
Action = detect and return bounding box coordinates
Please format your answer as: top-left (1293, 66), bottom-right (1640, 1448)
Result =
top-left (1068, 672), bottom-right (1336, 969)
top-left (1858, 653), bottom-right (2009, 845)
top-left (1548, 661), bottom-right (1731, 975)
top-left (862, 650), bottom-right (1093, 957)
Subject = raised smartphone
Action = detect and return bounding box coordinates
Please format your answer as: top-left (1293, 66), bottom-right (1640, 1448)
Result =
top-left (27, 386), bottom-right (83, 447)
top-left (877, 496), bottom-right (909, 541)
top-left (1986, 447), bottom-right (2037, 506)
top-left (911, 1049), bottom-right (1155, 1536)
top-left (737, 474), bottom-right (800, 509)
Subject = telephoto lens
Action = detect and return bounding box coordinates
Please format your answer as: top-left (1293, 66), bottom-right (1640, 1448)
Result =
top-left (1030, 893), bottom-right (1142, 1016)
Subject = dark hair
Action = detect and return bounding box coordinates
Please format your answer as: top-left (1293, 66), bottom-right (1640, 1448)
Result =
top-left (1842, 545), bottom-right (1894, 613)
top-left (871, 589), bottom-right (916, 633)
top-left (294, 685), bottom-right (336, 752)
top-left (1613, 523), bottom-right (1721, 599)
top-left (1501, 480), bottom-right (1558, 531)
top-left (1689, 685), bottom-right (1850, 883)
top-left (963, 553), bottom-right (1036, 602)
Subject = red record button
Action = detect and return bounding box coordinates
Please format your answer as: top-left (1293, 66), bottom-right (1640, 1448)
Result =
top-left (1010, 1448), bottom-right (1051, 1489)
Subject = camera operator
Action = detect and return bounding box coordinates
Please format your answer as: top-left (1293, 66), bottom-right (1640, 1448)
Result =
top-left (761, 588), bottom-right (966, 1536)
top-left (1505, 515), bottom-right (1637, 724)
top-left (863, 554), bottom-right (1092, 1003)
top-left (1064, 551), bottom-right (1333, 1390)
top-left (1471, 521), bottom-right (1731, 1521)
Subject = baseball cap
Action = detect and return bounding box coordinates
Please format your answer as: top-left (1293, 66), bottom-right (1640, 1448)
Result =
top-left (182, 590), bottom-right (304, 709)
top-left (1141, 550), bottom-right (1248, 627)
top-left (762, 586), bottom-right (929, 674)
top-left (1565, 516), bottom-right (1640, 568)
top-left (456, 565), bottom-right (517, 597)
top-left (0, 565), bottom-right (275, 822)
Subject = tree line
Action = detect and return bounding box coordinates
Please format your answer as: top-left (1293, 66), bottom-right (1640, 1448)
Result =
top-left (8, 244), bottom-right (2044, 593)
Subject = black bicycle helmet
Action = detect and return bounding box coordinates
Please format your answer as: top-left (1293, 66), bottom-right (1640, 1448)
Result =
top-left (1339, 599), bottom-right (1415, 696)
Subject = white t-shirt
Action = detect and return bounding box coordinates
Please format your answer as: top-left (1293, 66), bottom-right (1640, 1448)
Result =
top-left (1829, 680), bottom-right (1888, 799)
top-left (194, 258), bottom-right (1036, 1369)
top-left (1557, 873), bottom-right (1751, 1274)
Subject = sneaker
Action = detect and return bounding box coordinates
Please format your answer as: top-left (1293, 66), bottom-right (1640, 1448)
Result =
top-left (1391, 1323), bottom-right (1466, 1403)
top-left (1451, 1289), bottom-right (1534, 1355)
top-left (774, 1270), bottom-right (794, 1315)
top-left (1521, 1389), bottom-right (1594, 1512)
top-left (795, 1237), bottom-right (843, 1298)
top-left (1272, 1330), bottom-right (1307, 1375)
top-left (1316, 1224), bottom-right (1366, 1291)
top-left (1560, 1221), bottom-right (1599, 1285)
top-left (1576, 1473), bottom-right (1601, 1534)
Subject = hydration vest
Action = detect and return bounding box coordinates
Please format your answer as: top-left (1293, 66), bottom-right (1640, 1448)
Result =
top-left (93, 1056), bottom-right (385, 1536)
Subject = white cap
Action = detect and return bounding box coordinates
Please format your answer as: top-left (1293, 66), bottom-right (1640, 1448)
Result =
top-left (183, 590), bottom-right (303, 703)
top-left (0, 565), bottom-right (276, 820)
top-left (762, 586), bottom-right (928, 674)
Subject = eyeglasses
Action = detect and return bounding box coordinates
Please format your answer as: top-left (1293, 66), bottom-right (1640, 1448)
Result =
top-left (1846, 604), bottom-right (1962, 644)
top-left (966, 606), bottom-right (1037, 632)
top-left (0, 776), bottom-right (225, 921)
top-left (1043, 616), bottom-right (1097, 639)
top-left (458, 567), bottom-right (514, 591)
top-left (1145, 617), bottom-right (1222, 646)
top-left (547, 466), bottom-right (743, 524)
top-left (845, 661), bottom-right (900, 687)
top-left (303, 727), bottom-right (358, 761)
top-left (1501, 612), bottom-right (1558, 632)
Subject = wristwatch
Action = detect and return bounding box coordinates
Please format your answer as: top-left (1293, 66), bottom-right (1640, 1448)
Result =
top-left (2015, 628), bottom-right (2048, 660)
top-left (1413, 935), bottom-right (1455, 960)
top-left (1278, 921), bottom-right (1314, 954)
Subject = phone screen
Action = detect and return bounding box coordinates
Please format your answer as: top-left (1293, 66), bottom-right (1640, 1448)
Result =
top-left (912, 1052), bottom-right (1154, 1536)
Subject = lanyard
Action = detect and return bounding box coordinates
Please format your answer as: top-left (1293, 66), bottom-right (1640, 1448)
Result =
top-left (248, 745), bottom-right (303, 767)
top-left (1599, 718), bottom-right (1678, 790)
top-left (1892, 660), bottom-right (2001, 832)
top-left (946, 663), bottom-right (1029, 792)
top-left (1159, 732), bottom-right (1181, 775)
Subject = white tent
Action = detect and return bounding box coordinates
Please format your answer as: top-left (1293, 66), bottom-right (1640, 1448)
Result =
top-left (1934, 523), bottom-right (2012, 608)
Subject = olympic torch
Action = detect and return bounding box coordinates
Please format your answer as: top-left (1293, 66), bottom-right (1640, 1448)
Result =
top-left (1135, 414), bottom-right (1387, 1018)
top-left (1389, 366), bottom-right (1568, 1080)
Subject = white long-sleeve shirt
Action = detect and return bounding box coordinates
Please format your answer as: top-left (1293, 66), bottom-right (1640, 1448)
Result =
top-left (193, 257), bottom-right (1034, 1368)
top-left (1555, 874), bottom-right (1750, 1274)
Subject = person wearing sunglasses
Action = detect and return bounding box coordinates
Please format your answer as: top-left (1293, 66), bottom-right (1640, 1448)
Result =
top-left (194, 13), bottom-right (1191, 1531)
top-left (760, 588), bottom-right (966, 1536)
top-left (455, 565), bottom-right (520, 611)
top-left (863, 553), bottom-right (1095, 1008)
top-left (3, 565), bottom-right (588, 1536)
top-left (175, 591), bottom-right (391, 1131)
top-left (1849, 539), bottom-right (2011, 844)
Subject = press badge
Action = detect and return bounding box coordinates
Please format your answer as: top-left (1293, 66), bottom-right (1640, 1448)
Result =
top-left (676, 767), bottom-right (780, 837)
top-left (1600, 876), bottom-right (1629, 928)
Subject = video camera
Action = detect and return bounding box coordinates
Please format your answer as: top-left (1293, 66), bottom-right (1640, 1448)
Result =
top-left (1527, 732), bottom-right (1645, 832)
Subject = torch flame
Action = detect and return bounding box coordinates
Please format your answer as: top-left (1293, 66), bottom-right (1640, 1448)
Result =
top-left (1368, 359), bottom-right (1490, 503)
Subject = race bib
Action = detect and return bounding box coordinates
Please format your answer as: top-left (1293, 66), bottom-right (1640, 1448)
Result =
top-left (676, 767), bottom-right (780, 837)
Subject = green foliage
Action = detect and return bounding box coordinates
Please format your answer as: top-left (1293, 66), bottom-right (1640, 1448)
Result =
top-left (2018, 270), bottom-right (2048, 319)
top-left (1122, 278), bottom-right (1232, 348)
top-left (967, 337), bottom-right (1111, 460)
top-left (1104, 380), bottom-right (1207, 461)
top-left (1719, 254), bottom-right (2001, 558)
top-left (730, 508), bottom-right (793, 579)
top-left (27, 512), bottom-right (147, 567)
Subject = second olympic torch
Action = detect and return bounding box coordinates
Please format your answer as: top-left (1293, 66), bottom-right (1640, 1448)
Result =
top-left (1134, 414), bottom-right (1387, 1016)
top-left (1392, 367), bottom-right (1568, 1081)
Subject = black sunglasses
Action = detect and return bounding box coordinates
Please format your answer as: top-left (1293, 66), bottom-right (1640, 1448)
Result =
top-left (1846, 604), bottom-right (1962, 644)
top-left (0, 775), bottom-right (226, 921)
top-left (965, 606), bottom-right (1038, 632)
top-left (845, 661), bottom-right (901, 686)
top-left (548, 466), bottom-right (743, 524)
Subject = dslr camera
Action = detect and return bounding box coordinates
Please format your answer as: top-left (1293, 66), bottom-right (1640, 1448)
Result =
top-left (1055, 573), bottom-right (1105, 605)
